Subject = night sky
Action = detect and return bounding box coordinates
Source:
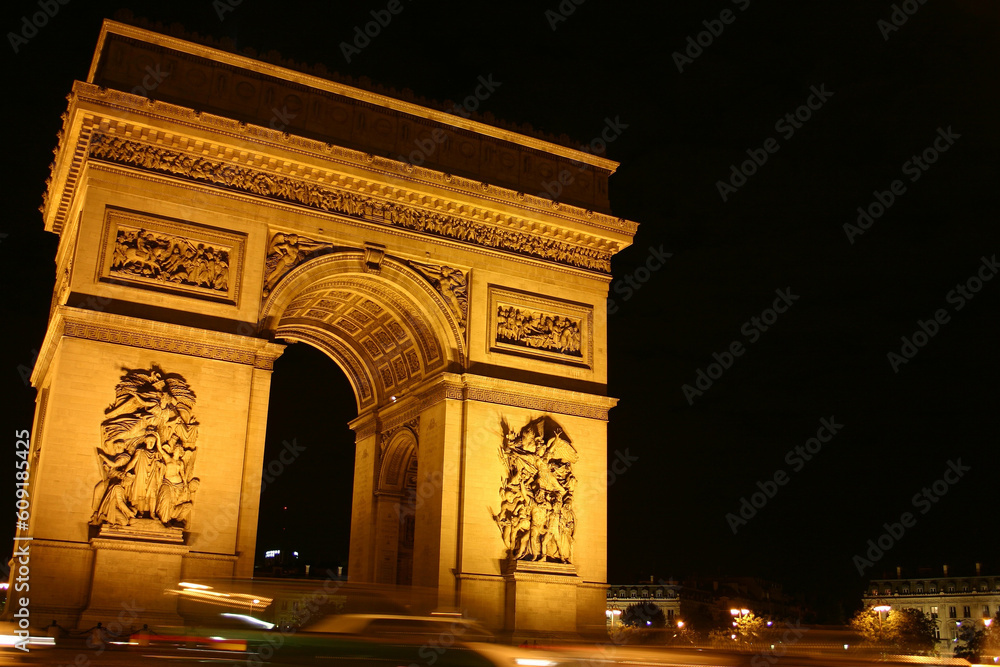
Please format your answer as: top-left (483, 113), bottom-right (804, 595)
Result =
top-left (2, 0), bottom-right (997, 622)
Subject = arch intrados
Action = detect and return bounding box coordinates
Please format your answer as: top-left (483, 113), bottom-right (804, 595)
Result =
top-left (260, 252), bottom-right (464, 361)
top-left (260, 252), bottom-right (464, 412)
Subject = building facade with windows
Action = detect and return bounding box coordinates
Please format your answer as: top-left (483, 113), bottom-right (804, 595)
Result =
top-left (606, 576), bottom-right (806, 630)
top-left (861, 564), bottom-right (1000, 654)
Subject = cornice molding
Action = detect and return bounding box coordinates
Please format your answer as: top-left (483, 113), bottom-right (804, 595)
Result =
top-left (30, 307), bottom-right (285, 387)
top-left (461, 374), bottom-right (617, 421)
top-left (46, 82), bottom-right (638, 241)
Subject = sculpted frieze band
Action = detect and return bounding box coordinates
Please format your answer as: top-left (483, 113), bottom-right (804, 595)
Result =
top-left (91, 366), bottom-right (201, 531)
top-left (491, 416), bottom-right (577, 564)
top-left (88, 134), bottom-right (612, 273)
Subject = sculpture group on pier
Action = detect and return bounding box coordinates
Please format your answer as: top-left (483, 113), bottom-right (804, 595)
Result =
top-left (91, 366), bottom-right (201, 529)
top-left (492, 416), bottom-right (578, 564)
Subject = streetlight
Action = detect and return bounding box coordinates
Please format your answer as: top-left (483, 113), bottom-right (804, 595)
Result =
top-left (873, 605), bottom-right (891, 636)
top-left (606, 609), bottom-right (621, 630)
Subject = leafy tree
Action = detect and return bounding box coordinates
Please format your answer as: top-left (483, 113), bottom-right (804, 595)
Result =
top-left (955, 612), bottom-right (1000, 662)
top-left (707, 612), bottom-right (774, 649)
top-left (621, 602), bottom-right (666, 628)
top-left (661, 619), bottom-right (698, 646)
top-left (850, 607), bottom-right (937, 655)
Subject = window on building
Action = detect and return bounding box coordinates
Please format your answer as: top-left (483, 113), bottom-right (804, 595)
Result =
top-left (948, 586), bottom-right (955, 593)
top-left (963, 606), bottom-right (971, 618)
top-left (655, 590), bottom-right (663, 598)
top-left (885, 588), bottom-right (892, 595)
top-left (949, 607), bottom-right (957, 619)
top-left (935, 627), bottom-right (940, 639)
top-left (930, 585), bottom-right (937, 593)
top-left (962, 585), bottom-right (969, 592)
top-left (667, 609), bottom-right (674, 619)
top-left (916, 586), bottom-right (923, 593)
top-left (931, 606), bottom-right (938, 618)
top-left (872, 588), bottom-right (878, 595)
top-left (902, 588), bottom-right (910, 594)
top-left (984, 606), bottom-right (990, 618)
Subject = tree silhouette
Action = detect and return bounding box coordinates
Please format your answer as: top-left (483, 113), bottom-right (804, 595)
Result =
top-left (621, 602), bottom-right (666, 628)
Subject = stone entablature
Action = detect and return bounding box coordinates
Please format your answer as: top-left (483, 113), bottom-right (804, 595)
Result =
top-left (44, 88), bottom-right (635, 275)
top-left (88, 22), bottom-right (616, 213)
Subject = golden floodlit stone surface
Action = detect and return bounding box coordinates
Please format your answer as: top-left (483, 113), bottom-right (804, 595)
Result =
top-left (17, 19), bottom-right (636, 634)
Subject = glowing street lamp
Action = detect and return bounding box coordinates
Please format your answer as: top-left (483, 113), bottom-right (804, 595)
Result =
top-left (873, 605), bottom-right (891, 636)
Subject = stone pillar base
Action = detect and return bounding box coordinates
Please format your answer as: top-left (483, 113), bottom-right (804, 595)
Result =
top-left (502, 560), bottom-right (579, 637)
top-left (77, 537), bottom-right (189, 630)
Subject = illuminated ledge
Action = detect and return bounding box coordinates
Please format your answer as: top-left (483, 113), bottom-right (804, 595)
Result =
top-left (97, 519), bottom-right (184, 544)
top-left (503, 559), bottom-right (578, 577)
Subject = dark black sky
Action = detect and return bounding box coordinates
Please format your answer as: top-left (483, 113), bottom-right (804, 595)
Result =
top-left (2, 0), bottom-right (998, 621)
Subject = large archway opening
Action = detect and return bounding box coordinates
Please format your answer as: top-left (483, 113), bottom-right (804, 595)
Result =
top-left (256, 250), bottom-right (464, 588)
top-left (255, 342), bottom-right (356, 577)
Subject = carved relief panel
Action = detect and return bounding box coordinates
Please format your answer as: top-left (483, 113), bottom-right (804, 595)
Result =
top-left (97, 208), bottom-right (246, 305)
top-left (491, 415), bottom-right (577, 565)
top-left (91, 366), bottom-right (201, 532)
top-left (488, 287), bottom-right (592, 367)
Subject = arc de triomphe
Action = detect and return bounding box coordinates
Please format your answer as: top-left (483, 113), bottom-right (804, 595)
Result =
top-left (12, 20), bottom-right (637, 635)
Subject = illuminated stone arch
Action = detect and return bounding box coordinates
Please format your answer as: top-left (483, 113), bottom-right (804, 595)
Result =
top-left (260, 251), bottom-right (466, 411)
top-left (16, 21), bottom-right (635, 636)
